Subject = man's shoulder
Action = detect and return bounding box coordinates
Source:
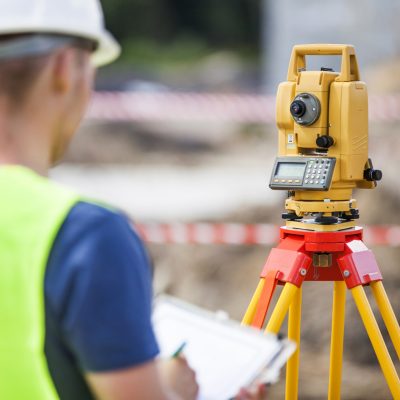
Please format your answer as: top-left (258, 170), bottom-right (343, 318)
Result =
top-left (61, 201), bottom-right (141, 244)
top-left (67, 201), bottom-right (129, 226)
top-left (48, 200), bottom-right (149, 275)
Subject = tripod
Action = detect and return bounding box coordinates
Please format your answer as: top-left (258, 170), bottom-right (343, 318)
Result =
top-left (242, 225), bottom-right (400, 399)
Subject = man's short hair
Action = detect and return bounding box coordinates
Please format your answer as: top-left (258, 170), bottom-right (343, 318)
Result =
top-left (0, 34), bottom-right (95, 105)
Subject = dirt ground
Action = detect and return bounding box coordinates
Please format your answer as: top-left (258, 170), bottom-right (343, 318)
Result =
top-left (62, 120), bottom-right (400, 400)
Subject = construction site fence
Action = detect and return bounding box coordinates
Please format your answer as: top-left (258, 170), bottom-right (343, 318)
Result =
top-left (87, 92), bottom-right (400, 124)
top-left (135, 223), bottom-right (400, 247)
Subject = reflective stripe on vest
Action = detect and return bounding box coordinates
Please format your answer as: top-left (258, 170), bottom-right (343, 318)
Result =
top-left (0, 166), bottom-right (79, 399)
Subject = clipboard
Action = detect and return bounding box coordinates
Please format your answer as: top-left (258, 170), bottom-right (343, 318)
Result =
top-left (153, 295), bottom-right (296, 400)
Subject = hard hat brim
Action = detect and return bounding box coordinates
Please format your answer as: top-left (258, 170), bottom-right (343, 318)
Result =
top-left (0, 35), bottom-right (72, 61)
top-left (0, 26), bottom-right (120, 67)
top-left (91, 30), bottom-right (121, 67)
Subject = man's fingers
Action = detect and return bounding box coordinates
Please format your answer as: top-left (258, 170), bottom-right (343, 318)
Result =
top-left (235, 383), bottom-right (267, 400)
top-left (176, 355), bottom-right (188, 365)
top-left (257, 383), bottom-right (267, 396)
top-left (235, 388), bottom-right (251, 400)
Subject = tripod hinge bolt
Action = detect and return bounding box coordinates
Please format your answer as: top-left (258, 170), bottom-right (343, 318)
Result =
top-left (299, 268), bottom-right (307, 276)
top-left (343, 270), bottom-right (351, 278)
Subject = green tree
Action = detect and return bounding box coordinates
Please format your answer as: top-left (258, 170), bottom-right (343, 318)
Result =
top-left (101, 0), bottom-right (260, 50)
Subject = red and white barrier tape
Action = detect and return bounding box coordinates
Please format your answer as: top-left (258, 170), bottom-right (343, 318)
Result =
top-left (86, 92), bottom-right (400, 124)
top-left (136, 223), bottom-right (279, 245)
top-left (135, 223), bottom-right (400, 246)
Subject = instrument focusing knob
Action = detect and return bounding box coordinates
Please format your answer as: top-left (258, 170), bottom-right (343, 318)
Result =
top-left (316, 135), bottom-right (334, 148)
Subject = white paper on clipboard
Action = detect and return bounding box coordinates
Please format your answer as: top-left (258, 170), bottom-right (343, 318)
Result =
top-left (152, 296), bottom-right (296, 400)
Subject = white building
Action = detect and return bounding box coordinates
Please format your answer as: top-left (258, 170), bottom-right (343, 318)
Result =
top-left (262, 0), bottom-right (400, 92)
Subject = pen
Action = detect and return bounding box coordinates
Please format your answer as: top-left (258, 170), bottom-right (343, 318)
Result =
top-left (171, 341), bottom-right (187, 358)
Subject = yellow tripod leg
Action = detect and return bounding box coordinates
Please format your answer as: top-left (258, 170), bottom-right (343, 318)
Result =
top-left (265, 283), bottom-right (299, 334)
top-left (351, 285), bottom-right (400, 399)
top-left (286, 286), bottom-right (302, 400)
top-left (328, 281), bottom-right (346, 400)
top-left (241, 278), bottom-right (265, 326)
top-left (370, 281), bottom-right (400, 360)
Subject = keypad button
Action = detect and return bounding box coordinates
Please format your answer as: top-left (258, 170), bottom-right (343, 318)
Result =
top-left (309, 180), bottom-right (313, 184)
top-left (320, 180), bottom-right (325, 184)
top-left (305, 179), bottom-right (308, 183)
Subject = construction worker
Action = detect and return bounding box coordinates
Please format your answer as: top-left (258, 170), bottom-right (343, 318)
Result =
top-left (0, 1), bottom-right (267, 399)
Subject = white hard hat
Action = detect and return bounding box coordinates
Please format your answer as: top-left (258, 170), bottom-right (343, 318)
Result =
top-left (0, 0), bottom-right (120, 66)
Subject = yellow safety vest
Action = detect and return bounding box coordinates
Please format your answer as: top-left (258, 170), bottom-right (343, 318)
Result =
top-left (0, 165), bottom-right (79, 399)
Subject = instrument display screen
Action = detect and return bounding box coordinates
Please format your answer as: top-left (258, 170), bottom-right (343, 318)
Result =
top-left (276, 162), bottom-right (306, 178)
top-left (269, 156), bottom-right (336, 191)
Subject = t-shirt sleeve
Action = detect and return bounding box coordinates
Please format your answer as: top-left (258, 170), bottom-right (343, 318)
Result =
top-left (45, 202), bottom-right (159, 372)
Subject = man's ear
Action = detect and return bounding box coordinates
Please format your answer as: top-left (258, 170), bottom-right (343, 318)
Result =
top-left (51, 48), bottom-right (75, 94)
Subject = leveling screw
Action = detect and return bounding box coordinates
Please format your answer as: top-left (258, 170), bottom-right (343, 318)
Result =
top-left (300, 268), bottom-right (307, 276)
top-left (343, 270), bottom-right (351, 278)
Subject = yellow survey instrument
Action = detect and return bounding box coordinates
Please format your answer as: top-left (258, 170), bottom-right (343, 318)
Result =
top-left (270, 44), bottom-right (382, 229)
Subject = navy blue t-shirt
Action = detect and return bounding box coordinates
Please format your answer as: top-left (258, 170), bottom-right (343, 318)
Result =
top-left (44, 202), bottom-right (159, 399)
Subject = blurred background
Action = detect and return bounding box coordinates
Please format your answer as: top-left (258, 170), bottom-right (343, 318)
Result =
top-left (51, 1), bottom-right (400, 399)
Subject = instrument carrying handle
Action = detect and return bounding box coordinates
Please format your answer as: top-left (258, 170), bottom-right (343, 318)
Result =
top-left (287, 44), bottom-right (360, 82)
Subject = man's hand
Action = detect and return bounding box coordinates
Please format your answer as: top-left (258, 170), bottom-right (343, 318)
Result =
top-left (235, 383), bottom-right (268, 400)
top-left (158, 357), bottom-right (199, 400)
top-left (86, 357), bottom-right (199, 400)
top-left (86, 359), bottom-right (174, 400)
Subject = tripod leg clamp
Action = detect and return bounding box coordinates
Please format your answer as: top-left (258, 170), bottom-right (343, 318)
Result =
top-left (251, 270), bottom-right (279, 328)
